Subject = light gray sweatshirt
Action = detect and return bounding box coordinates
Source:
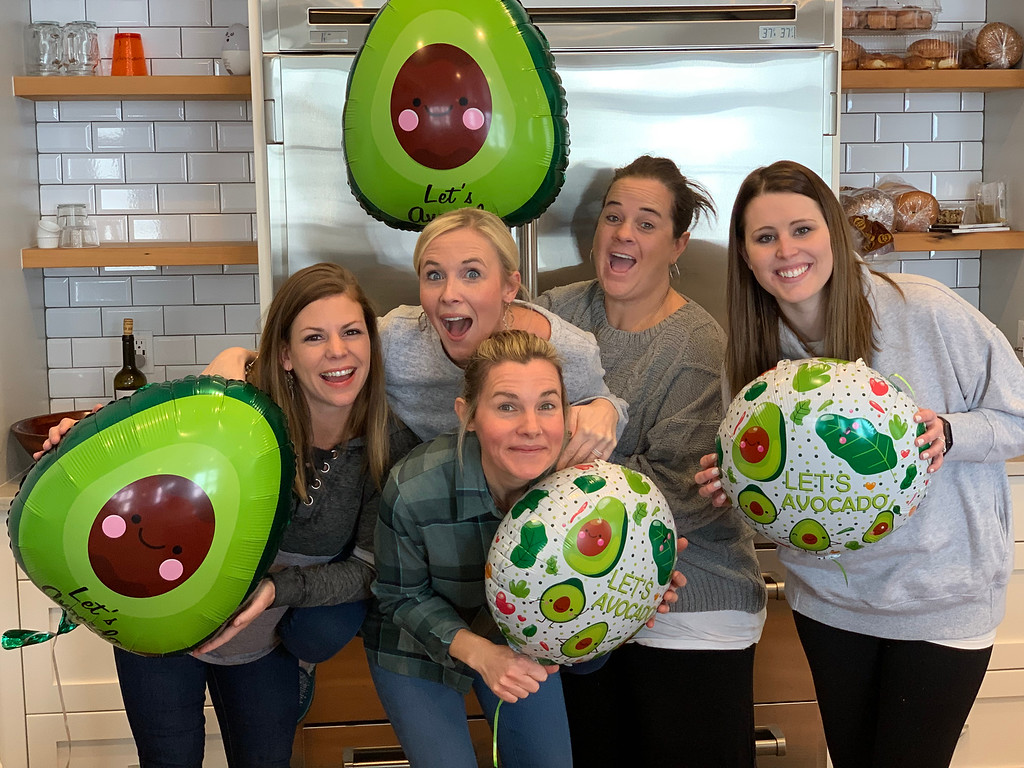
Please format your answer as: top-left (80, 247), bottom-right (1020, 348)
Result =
top-left (779, 270), bottom-right (1024, 641)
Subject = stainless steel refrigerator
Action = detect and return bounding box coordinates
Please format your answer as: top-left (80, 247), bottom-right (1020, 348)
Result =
top-left (256, 0), bottom-right (839, 327)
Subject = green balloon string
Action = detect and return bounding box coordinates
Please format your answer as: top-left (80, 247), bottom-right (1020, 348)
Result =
top-left (492, 699), bottom-right (503, 768)
top-left (832, 557), bottom-right (850, 586)
top-left (1, 611), bottom-right (77, 650)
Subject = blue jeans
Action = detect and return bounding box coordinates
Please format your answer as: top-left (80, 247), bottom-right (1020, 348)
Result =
top-left (367, 658), bottom-right (574, 768)
top-left (115, 599), bottom-right (367, 767)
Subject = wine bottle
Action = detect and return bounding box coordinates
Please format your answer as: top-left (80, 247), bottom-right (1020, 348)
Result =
top-left (113, 318), bottom-right (147, 399)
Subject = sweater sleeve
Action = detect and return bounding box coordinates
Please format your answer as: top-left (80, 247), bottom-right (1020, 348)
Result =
top-left (371, 479), bottom-right (471, 668)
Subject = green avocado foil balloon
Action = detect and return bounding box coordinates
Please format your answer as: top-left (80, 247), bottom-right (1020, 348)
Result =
top-left (343, 0), bottom-right (569, 230)
top-left (717, 358), bottom-right (930, 559)
top-left (5, 376), bottom-right (294, 656)
top-left (485, 461), bottom-right (676, 665)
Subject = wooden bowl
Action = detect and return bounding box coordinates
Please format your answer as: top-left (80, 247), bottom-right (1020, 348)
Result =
top-left (10, 410), bottom-right (92, 457)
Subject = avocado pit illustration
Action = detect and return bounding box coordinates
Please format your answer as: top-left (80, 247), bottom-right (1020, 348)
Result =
top-left (88, 474), bottom-right (216, 598)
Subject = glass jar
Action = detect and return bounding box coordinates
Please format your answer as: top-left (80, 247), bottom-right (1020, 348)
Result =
top-left (62, 21), bottom-right (99, 76)
top-left (24, 21), bottom-right (63, 76)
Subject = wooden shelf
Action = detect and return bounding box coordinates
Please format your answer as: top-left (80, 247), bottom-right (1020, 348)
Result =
top-left (21, 242), bottom-right (257, 268)
top-left (12, 75), bottom-right (252, 101)
top-left (893, 230), bottom-right (1024, 252)
top-left (842, 69), bottom-right (1024, 92)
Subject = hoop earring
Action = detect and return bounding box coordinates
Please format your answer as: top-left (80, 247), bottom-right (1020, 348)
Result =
top-left (502, 302), bottom-right (513, 331)
top-left (418, 310), bottom-right (429, 332)
top-left (670, 262), bottom-right (680, 279)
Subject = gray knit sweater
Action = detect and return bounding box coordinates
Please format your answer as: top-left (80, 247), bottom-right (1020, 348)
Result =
top-left (537, 281), bottom-right (767, 615)
top-left (778, 270), bottom-right (1024, 641)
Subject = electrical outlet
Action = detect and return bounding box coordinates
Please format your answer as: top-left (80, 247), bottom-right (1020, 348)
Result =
top-left (134, 331), bottom-right (154, 374)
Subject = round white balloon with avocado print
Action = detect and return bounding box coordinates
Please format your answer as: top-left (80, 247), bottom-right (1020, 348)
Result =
top-left (717, 358), bottom-right (930, 559)
top-left (485, 460), bottom-right (676, 665)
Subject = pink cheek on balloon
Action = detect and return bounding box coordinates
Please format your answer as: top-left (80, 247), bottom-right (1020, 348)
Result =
top-left (757, 445), bottom-right (765, 454)
top-left (839, 437), bottom-right (847, 444)
top-left (102, 515), bottom-right (127, 538)
top-left (462, 108), bottom-right (484, 131)
top-left (398, 109), bottom-right (419, 132)
top-left (159, 559), bottom-right (184, 582)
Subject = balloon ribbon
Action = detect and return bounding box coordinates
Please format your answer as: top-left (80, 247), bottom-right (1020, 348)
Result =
top-left (2, 611), bottom-right (77, 649)
top-left (492, 699), bottom-right (503, 768)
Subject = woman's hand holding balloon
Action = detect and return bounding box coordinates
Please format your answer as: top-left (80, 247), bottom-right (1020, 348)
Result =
top-left (203, 346), bottom-right (257, 379)
top-left (450, 629), bottom-right (555, 704)
top-left (695, 453), bottom-right (730, 507)
top-left (33, 403), bottom-right (103, 460)
top-left (913, 408), bottom-right (947, 473)
top-left (559, 399), bottom-right (618, 469)
top-left (646, 537), bottom-right (689, 628)
top-left (193, 578), bottom-right (276, 656)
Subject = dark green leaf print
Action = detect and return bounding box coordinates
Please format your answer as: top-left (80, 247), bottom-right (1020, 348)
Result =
top-left (815, 414), bottom-right (898, 474)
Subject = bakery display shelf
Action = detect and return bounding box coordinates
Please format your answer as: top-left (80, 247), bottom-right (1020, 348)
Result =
top-left (13, 75), bottom-right (252, 101)
top-left (843, 69), bottom-right (1024, 92)
top-left (21, 242), bottom-right (257, 268)
top-left (893, 230), bottom-right (1024, 251)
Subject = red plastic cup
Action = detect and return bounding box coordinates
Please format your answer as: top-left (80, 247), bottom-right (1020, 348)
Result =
top-left (111, 32), bottom-right (147, 76)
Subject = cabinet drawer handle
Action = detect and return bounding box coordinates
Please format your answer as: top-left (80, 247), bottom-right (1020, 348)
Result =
top-left (342, 746), bottom-right (409, 767)
top-left (762, 571), bottom-right (786, 600)
top-left (754, 725), bottom-right (787, 757)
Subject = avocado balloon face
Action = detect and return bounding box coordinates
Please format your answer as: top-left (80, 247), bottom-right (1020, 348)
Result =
top-left (732, 402), bottom-right (786, 481)
top-left (343, 0), bottom-right (568, 230)
top-left (863, 510), bottom-right (895, 543)
top-left (789, 518), bottom-right (831, 552)
top-left (737, 485), bottom-right (778, 525)
top-left (564, 497), bottom-right (627, 577)
top-left (8, 376), bottom-right (294, 656)
top-left (540, 578), bottom-right (586, 623)
top-left (390, 43), bottom-right (491, 170)
top-left (561, 622), bottom-right (608, 659)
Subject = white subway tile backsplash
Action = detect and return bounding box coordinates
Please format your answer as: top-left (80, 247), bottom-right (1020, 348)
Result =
top-left (838, 173), bottom-right (874, 189)
top-left (901, 258), bottom-right (958, 286)
top-left (39, 154), bottom-right (62, 184)
top-left (152, 59), bottom-right (216, 76)
top-left (165, 304), bottom-right (224, 334)
top-left (43, 268), bottom-right (99, 277)
top-left (185, 101), bottom-right (247, 121)
top-left (846, 143), bottom-right (903, 174)
top-left (63, 154), bottom-right (125, 182)
top-left (961, 93), bottom-right (984, 111)
top-left (224, 263), bottom-right (259, 275)
top-left (225, 304), bottom-right (260, 334)
top-left (132, 275), bottom-right (194, 306)
top-left (839, 113), bottom-right (875, 144)
top-left (219, 183), bottom-right (255, 213)
top-left (158, 183), bottom-right (220, 213)
top-left (155, 122), bottom-right (217, 152)
top-left (116, 26), bottom-right (183, 58)
top-left (904, 92), bottom-right (961, 112)
top-left (49, 367), bottom-right (105, 399)
top-left (44, 278), bottom-right (70, 308)
top-left (47, 338), bottom-right (73, 368)
top-left (69, 277), bottom-right (132, 307)
top-left (846, 93), bottom-right (905, 114)
top-left (182, 27), bottom-right (230, 58)
top-left (126, 153), bottom-right (188, 183)
top-left (195, 334), bottom-right (257, 365)
top-left (85, 0), bottom-right (150, 25)
top-left (932, 112), bottom-right (984, 142)
top-left (150, 0), bottom-right (211, 27)
top-left (35, 101), bottom-right (60, 122)
top-left (904, 142), bottom-right (961, 172)
top-left (37, 123), bottom-right (93, 153)
top-left (123, 102), bottom-right (186, 121)
top-left (58, 101), bottom-right (122, 122)
top-left (216, 122), bottom-right (254, 151)
top-left (130, 215), bottom-right (191, 241)
top-left (94, 123), bottom-right (156, 152)
top-left (154, 335), bottom-right (198, 365)
top-left (960, 142), bottom-right (983, 171)
top-left (954, 287), bottom-right (980, 308)
top-left (212, 0), bottom-right (247, 25)
top-left (47, 307), bottom-right (102, 337)
top-left (194, 274), bottom-right (254, 305)
top-left (40, 184), bottom-right (94, 215)
top-left (165, 364), bottom-right (207, 379)
top-left (72, 337), bottom-right (121, 367)
top-left (163, 264), bottom-right (222, 275)
top-left (936, 0), bottom-right (984, 22)
top-left (92, 215), bottom-right (130, 242)
top-left (876, 113), bottom-right (931, 143)
top-left (96, 184), bottom-right (159, 214)
top-left (957, 259), bottom-right (981, 288)
top-left (187, 152), bottom-right (249, 182)
top-left (932, 171), bottom-right (982, 200)
top-left (101, 307), bottom-right (165, 336)
top-left (190, 213), bottom-right (251, 241)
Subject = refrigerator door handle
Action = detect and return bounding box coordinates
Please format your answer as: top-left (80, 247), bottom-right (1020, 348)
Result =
top-left (264, 55), bottom-right (284, 146)
top-left (824, 50), bottom-right (839, 137)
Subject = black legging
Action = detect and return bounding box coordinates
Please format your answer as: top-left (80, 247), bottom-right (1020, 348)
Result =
top-left (793, 611), bottom-right (992, 768)
top-left (561, 642), bottom-right (757, 768)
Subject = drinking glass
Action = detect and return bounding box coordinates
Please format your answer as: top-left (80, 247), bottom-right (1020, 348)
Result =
top-left (111, 32), bottom-right (147, 76)
top-left (24, 21), bottom-right (63, 76)
top-left (62, 21), bottom-right (99, 76)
